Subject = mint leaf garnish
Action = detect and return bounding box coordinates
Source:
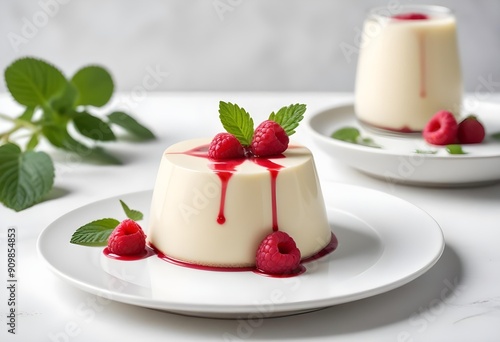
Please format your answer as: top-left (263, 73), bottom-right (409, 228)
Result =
top-left (218, 101), bottom-right (254, 146)
top-left (107, 111), bottom-right (155, 140)
top-left (73, 111), bottom-right (116, 141)
top-left (71, 66), bottom-right (114, 107)
top-left (70, 218), bottom-right (120, 246)
top-left (446, 144), bottom-right (467, 155)
top-left (70, 200), bottom-right (144, 246)
top-left (331, 127), bottom-right (360, 142)
top-left (268, 104), bottom-right (306, 136)
top-left (4, 57), bottom-right (66, 107)
top-left (360, 137), bottom-right (380, 148)
top-left (415, 149), bottom-right (438, 154)
top-left (490, 132), bottom-right (500, 140)
top-left (0, 143), bottom-right (54, 211)
top-left (331, 127), bottom-right (381, 148)
top-left (120, 200), bottom-right (143, 221)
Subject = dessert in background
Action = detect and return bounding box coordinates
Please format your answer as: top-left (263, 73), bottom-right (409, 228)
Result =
top-left (355, 5), bottom-right (462, 132)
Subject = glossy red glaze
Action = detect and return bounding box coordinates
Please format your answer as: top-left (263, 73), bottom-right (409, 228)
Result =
top-left (393, 13), bottom-right (429, 20)
top-left (103, 246), bottom-right (156, 261)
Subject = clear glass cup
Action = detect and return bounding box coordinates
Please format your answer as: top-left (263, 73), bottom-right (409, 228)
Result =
top-left (354, 5), bottom-right (462, 133)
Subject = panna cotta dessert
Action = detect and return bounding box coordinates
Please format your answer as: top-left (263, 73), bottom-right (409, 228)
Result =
top-left (70, 102), bottom-right (337, 277)
top-left (148, 102), bottom-right (335, 274)
top-left (70, 101), bottom-right (338, 277)
top-left (148, 139), bottom-right (332, 268)
top-left (355, 5), bottom-right (462, 132)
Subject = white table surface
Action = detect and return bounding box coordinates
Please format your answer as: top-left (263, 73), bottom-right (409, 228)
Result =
top-left (1, 92), bottom-right (500, 342)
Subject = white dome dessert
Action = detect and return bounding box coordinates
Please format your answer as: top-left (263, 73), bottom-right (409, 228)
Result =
top-left (148, 138), bottom-right (332, 268)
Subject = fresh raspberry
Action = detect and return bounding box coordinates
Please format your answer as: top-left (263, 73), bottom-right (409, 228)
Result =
top-left (457, 115), bottom-right (485, 144)
top-left (107, 219), bottom-right (146, 256)
top-left (423, 110), bottom-right (458, 145)
top-left (208, 133), bottom-right (245, 160)
top-left (393, 13), bottom-right (429, 20)
top-left (255, 231), bottom-right (301, 275)
top-left (250, 120), bottom-right (289, 157)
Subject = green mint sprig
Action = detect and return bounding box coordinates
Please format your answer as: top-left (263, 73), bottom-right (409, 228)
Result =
top-left (119, 199), bottom-right (143, 221)
top-left (0, 57), bottom-right (155, 211)
top-left (218, 101), bottom-right (254, 146)
top-left (69, 218), bottom-right (121, 247)
top-left (446, 144), bottom-right (467, 155)
top-left (217, 101), bottom-right (306, 146)
top-left (331, 127), bottom-right (381, 148)
top-left (0, 143), bottom-right (54, 211)
top-left (70, 200), bottom-right (143, 246)
top-left (268, 103), bottom-right (306, 136)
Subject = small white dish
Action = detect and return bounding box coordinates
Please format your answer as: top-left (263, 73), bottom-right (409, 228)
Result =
top-left (306, 102), bottom-right (500, 186)
top-left (37, 183), bottom-right (444, 318)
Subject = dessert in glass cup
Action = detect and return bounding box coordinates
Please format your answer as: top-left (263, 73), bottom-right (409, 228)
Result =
top-left (354, 5), bottom-right (462, 133)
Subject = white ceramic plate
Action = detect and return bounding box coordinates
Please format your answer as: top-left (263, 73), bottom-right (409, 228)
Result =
top-left (37, 183), bottom-right (444, 318)
top-left (306, 102), bottom-right (500, 186)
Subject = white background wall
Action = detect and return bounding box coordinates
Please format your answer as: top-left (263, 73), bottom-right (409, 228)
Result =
top-left (1, 0), bottom-right (499, 92)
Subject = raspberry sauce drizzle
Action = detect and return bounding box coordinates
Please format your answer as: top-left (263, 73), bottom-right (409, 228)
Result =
top-left (251, 157), bottom-right (284, 232)
top-left (393, 13), bottom-right (429, 20)
top-left (149, 243), bottom-right (255, 272)
top-left (301, 233), bottom-right (338, 263)
top-left (419, 33), bottom-right (426, 98)
top-left (103, 246), bottom-right (156, 261)
top-left (148, 234), bottom-right (336, 277)
top-left (209, 159), bottom-right (246, 224)
top-left (171, 145), bottom-right (246, 225)
top-left (392, 13), bottom-right (429, 99)
top-left (176, 145), bottom-right (284, 228)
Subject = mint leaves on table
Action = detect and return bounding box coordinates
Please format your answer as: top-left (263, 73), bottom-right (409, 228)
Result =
top-left (70, 200), bottom-right (143, 246)
top-left (218, 101), bottom-right (306, 146)
top-left (0, 57), bottom-right (155, 211)
top-left (108, 111), bottom-right (155, 140)
top-left (331, 127), bottom-right (381, 148)
top-left (0, 143), bottom-right (54, 211)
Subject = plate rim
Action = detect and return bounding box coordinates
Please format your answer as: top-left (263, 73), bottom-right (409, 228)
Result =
top-left (306, 102), bottom-right (500, 161)
top-left (37, 183), bottom-right (445, 316)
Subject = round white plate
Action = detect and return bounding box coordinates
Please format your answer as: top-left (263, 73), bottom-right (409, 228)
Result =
top-left (37, 183), bottom-right (444, 318)
top-left (306, 102), bottom-right (500, 186)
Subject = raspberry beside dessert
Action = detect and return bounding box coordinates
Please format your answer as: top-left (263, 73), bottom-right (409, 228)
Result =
top-left (107, 219), bottom-right (146, 256)
top-left (423, 110), bottom-right (458, 145)
top-left (256, 231), bottom-right (301, 275)
top-left (457, 115), bottom-right (485, 144)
